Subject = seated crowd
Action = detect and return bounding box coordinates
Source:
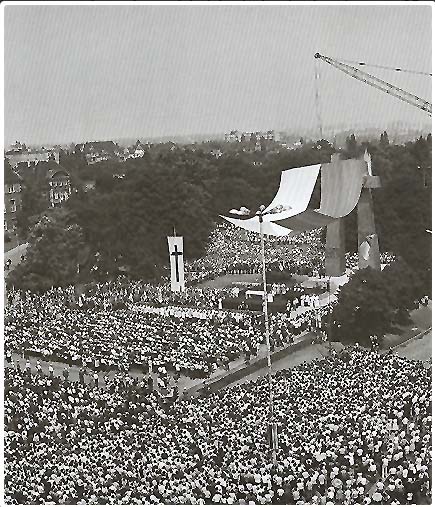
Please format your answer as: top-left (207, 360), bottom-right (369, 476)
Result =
top-left (5, 298), bottom-right (264, 378)
top-left (6, 277), bottom-right (332, 380)
top-left (5, 347), bottom-right (431, 505)
top-left (186, 224), bottom-right (325, 281)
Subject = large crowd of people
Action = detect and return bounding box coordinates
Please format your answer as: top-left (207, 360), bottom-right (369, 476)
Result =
top-left (186, 224), bottom-right (325, 281)
top-left (184, 223), bottom-right (397, 283)
top-left (5, 347), bottom-right (431, 505)
top-left (5, 291), bottom-right (265, 378)
top-left (5, 274), bottom-right (333, 381)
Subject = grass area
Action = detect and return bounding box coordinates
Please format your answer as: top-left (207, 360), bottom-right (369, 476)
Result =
top-left (395, 330), bottom-right (432, 362)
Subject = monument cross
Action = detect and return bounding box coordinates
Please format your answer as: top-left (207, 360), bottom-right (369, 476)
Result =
top-left (171, 244), bottom-right (183, 283)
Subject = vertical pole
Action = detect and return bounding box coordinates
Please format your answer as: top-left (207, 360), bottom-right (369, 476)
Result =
top-left (259, 210), bottom-right (276, 464)
top-left (328, 276), bottom-right (332, 354)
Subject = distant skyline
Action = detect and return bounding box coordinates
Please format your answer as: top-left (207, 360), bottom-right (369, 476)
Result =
top-left (5, 4), bottom-right (432, 146)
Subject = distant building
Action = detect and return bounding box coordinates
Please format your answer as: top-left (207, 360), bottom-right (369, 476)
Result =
top-left (5, 141), bottom-right (60, 168)
top-left (4, 160), bottom-right (23, 232)
top-left (224, 131), bottom-right (243, 143)
top-left (132, 141), bottom-right (146, 158)
top-left (210, 149), bottom-right (223, 158)
top-left (82, 179), bottom-right (96, 192)
top-left (118, 141), bottom-right (147, 162)
top-left (19, 160), bottom-right (72, 208)
top-left (76, 141), bottom-right (121, 165)
top-left (224, 130), bottom-right (278, 143)
top-left (48, 169), bottom-right (72, 207)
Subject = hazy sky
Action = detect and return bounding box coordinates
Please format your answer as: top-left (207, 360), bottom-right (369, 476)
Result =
top-left (4, 4), bottom-right (432, 145)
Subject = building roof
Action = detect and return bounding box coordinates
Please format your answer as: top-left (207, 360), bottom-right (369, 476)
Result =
top-left (79, 141), bottom-right (119, 155)
top-left (27, 161), bottom-right (70, 187)
top-left (48, 169), bottom-right (70, 179)
top-left (4, 160), bottom-right (22, 184)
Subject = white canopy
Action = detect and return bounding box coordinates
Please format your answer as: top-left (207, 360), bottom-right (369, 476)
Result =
top-left (221, 163), bottom-right (321, 235)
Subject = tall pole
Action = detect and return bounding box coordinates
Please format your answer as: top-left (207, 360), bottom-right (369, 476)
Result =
top-left (328, 276), bottom-right (332, 354)
top-left (258, 207), bottom-right (277, 464)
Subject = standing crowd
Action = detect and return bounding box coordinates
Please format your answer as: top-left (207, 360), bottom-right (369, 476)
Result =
top-left (5, 347), bottom-right (431, 505)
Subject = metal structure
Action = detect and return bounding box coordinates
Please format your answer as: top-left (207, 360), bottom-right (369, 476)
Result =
top-left (257, 206), bottom-right (277, 464)
top-left (314, 52), bottom-right (432, 116)
top-left (229, 203), bottom-right (291, 463)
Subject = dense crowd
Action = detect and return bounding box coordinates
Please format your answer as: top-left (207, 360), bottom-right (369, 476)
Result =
top-left (5, 347), bottom-right (431, 505)
top-left (186, 224), bottom-right (325, 280)
top-left (5, 295), bottom-right (265, 378)
top-left (5, 276), bottom-right (333, 379)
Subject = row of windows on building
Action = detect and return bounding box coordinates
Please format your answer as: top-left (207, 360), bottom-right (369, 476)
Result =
top-left (6, 184), bottom-right (21, 194)
top-left (49, 190), bottom-right (70, 203)
top-left (6, 199), bottom-right (17, 213)
top-left (49, 180), bottom-right (69, 187)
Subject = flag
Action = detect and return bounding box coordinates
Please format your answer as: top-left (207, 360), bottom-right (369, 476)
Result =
top-left (168, 236), bottom-right (185, 292)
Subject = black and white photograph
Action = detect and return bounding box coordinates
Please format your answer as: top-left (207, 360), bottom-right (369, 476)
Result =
top-left (3, 1), bottom-right (432, 505)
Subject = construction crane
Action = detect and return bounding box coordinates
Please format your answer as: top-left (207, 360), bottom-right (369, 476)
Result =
top-left (314, 52), bottom-right (432, 116)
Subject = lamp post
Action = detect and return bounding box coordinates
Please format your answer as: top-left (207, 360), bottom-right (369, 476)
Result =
top-left (327, 275), bottom-right (332, 354)
top-left (257, 205), bottom-right (276, 464)
top-left (229, 203), bottom-right (291, 464)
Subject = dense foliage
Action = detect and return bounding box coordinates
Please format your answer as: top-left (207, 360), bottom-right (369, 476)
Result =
top-left (330, 133), bottom-right (432, 344)
top-left (331, 261), bottom-right (423, 346)
top-left (8, 209), bottom-right (85, 292)
top-left (10, 134), bottom-right (431, 295)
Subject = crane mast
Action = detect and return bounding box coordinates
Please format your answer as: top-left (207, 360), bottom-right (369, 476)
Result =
top-left (314, 53), bottom-right (432, 116)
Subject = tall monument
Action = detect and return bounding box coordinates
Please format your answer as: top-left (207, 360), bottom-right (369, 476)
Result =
top-left (325, 150), bottom-right (381, 276)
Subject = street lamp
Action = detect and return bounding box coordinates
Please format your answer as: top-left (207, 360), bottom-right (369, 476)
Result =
top-left (327, 275), bottom-right (333, 354)
top-left (229, 203), bottom-right (291, 464)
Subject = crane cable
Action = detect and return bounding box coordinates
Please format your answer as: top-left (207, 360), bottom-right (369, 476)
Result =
top-left (314, 58), bottom-right (323, 140)
top-left (330, 57), bottom-right (432, 77)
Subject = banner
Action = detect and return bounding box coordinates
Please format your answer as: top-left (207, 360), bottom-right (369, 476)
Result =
top-left (167, 236), bottom-right (185, 292)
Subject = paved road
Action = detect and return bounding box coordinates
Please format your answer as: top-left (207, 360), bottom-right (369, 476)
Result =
top-left (383, 302), bottom-right (432, 349)
top-left (4, 242), bottom-right (28, 277)
top-left (225, 342), bottom-right (335, 390)
top-left (395, 330), bottom-right (432, 362)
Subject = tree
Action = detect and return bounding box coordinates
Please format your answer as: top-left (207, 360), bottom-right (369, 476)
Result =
top-left (8, 209), bottom-right (86, 291)
top-left (16, 183), bottom-right (48, 238)
top-left (331, 268), bottom-right (397, 346)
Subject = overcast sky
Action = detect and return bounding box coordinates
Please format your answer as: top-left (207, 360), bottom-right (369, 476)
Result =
top-left (4, 4), bottom-right (432, 145)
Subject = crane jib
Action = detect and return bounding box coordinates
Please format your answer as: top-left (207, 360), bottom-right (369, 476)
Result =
top-left (314, 53), bottom-right (432, 116)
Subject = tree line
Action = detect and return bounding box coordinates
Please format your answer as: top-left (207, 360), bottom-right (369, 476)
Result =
top-left (9, 134), bottom-right (431, 302)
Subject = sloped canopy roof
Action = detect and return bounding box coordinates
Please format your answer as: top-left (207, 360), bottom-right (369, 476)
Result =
top-left (221, 158), bottom-right (367, 236)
